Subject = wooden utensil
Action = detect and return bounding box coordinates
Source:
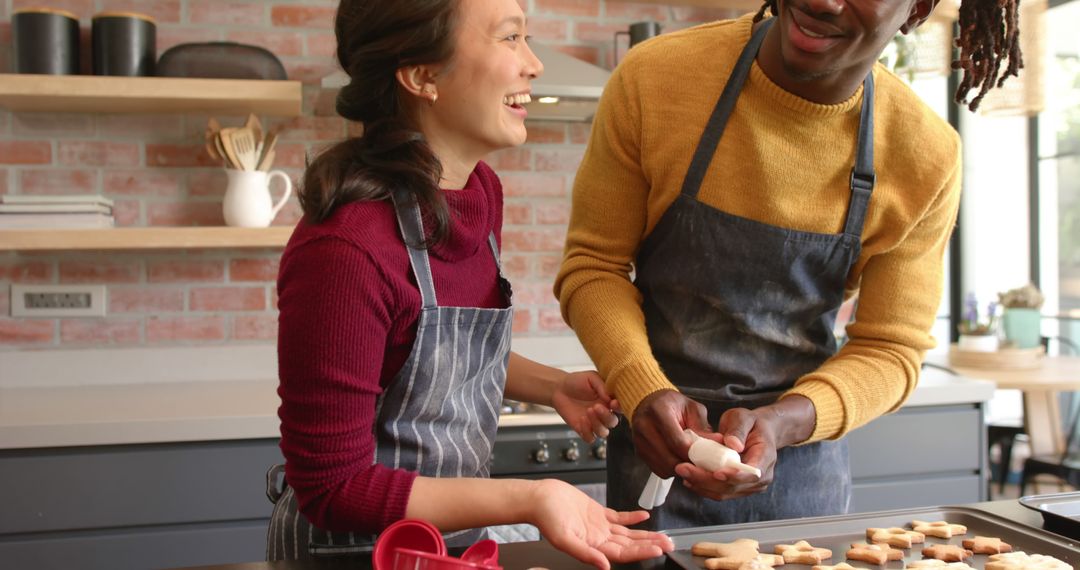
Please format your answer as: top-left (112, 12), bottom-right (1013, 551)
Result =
top-left (257, 131), bottom-right (279, 171)
top-left (256, 149), bottom-right (275, 171)
top-left (245, 113), bottom-right (263, 147)
top-left (213, 133), bottom-right (235, 169)
top-left (218, 128), bottom-right (244, 171)
top-left (230, 128), bottom-right (259, 171)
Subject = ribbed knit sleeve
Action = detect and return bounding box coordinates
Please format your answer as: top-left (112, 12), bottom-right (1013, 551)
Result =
top-left (277, 235), bottom-right (417, 533)
top-left (554, 58), bottom-right (678, 420)
top-left (786, 144), bottom-right (962, 441)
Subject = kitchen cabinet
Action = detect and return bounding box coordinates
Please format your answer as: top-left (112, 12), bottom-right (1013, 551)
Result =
top-left (0, 439), bottom-right (284, 570)
top-left (0, 74), bottom-right (302, 116)
top-left (0, 405), bottom-right (986, 570)
top-left (0, 226), bottom-right (293, 252)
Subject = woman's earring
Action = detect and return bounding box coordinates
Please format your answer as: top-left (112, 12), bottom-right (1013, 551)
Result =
top-left (428, 91), bottom-right (438, 106)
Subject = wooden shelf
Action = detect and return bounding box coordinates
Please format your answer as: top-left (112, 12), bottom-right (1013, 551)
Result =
top-left (0, 227), bottom-right (294, 252)
top-left (0, 74), bottom-right (303, 116)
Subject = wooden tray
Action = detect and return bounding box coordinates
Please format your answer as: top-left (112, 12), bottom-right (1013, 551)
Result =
top-left (949, 344), bottom-right (1046, 370)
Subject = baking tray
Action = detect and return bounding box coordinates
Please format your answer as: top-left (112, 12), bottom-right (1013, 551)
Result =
top-left (1020, 492), bottom-right (1080, 541)
top-left (665, 506), bottom-right (1080, 569)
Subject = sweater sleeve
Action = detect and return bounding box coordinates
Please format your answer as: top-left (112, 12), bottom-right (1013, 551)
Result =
top-left (784, 142), bottom-right (963, 442)
top-left (277, 235), bottom-right (418, 533)
top-left (554, 64), bottom-right (679, 420)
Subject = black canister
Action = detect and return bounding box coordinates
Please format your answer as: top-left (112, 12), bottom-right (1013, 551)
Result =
top-left (12, 8), bottom-right (81, 75)
top-left (91, 11), bottom-right (157, 76)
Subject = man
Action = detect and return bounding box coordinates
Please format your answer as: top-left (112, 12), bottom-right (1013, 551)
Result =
top-left (554, 0), bottom-right (1021, 529)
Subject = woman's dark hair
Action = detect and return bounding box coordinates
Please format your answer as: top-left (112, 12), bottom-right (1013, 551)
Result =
top-left (299, 0), bottom-right (460, 245)
top-left (752, 0), bottom-right (1022, 112)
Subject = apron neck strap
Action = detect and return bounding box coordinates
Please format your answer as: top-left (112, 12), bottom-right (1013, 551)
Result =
top-left (680, 17), bottom-right (773, 200)
top-left (843, 73), bottom-right (876, 239)
top-left (391, 190), bottom-right (439, 309)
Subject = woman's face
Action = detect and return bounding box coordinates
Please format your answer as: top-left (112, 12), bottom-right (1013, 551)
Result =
top-left (424, 0), bottom-right (544, 160)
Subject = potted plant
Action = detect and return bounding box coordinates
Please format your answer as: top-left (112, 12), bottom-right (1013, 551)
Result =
top-left (998, 283), bottom-right (1045, 349)
top-left (958, 293), bottom-right (1000, 352)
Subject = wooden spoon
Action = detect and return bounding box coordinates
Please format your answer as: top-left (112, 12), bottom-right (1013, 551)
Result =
top-left (218, 128), bottom-right (244, 170)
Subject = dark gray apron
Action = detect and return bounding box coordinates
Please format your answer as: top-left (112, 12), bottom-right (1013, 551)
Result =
top-left (266, 191), bottom-right (514, 559)
top-left (607, 17), bottom-right (874, 530)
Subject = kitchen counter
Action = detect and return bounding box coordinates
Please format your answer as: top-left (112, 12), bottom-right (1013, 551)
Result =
top-left (164, 499), bottom-right (1061, 570)
top-left (0, 344), bottom-right (994, 450)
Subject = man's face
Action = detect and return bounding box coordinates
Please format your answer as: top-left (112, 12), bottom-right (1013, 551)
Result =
top-left (772, 0), bottom-right (923, 84)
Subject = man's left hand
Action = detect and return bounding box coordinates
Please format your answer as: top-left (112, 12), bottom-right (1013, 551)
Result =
top-left (672, 395), bottom-right (816, 500)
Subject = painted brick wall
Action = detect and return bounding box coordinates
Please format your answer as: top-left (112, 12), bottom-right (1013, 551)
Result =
top-left (0, 0), bottom-right (741, 349)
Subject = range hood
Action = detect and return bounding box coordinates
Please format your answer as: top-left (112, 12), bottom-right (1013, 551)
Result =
top-left (319, 43), bottom-right (610, 122)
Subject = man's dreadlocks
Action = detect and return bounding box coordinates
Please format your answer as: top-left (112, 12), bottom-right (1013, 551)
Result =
top-left (752, 0), bottom-right (1024, 111)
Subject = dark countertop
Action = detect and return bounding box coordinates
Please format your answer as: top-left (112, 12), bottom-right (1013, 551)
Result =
top-left (174, 500), bottom-right (1057, 570)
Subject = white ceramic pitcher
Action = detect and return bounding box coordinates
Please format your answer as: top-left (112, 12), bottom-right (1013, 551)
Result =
top-left (223, 169), bottom-right (292, 228)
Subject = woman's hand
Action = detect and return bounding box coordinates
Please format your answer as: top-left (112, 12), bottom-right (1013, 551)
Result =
top-left (673, 395), bottom-right (816, 500)
top-left (527, 479), bottom-right (674, 570)
top-left (551, 370), bottom-right (619, 443)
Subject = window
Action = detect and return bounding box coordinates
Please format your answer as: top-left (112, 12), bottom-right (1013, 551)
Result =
top-left (1038, 0), bottom-right (1080, 354)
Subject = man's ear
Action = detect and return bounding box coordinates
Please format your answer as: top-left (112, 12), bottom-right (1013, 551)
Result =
top-left (900, 0), bottom-right (939, 34)
top-left (395, 65), bottom-right (438, 101)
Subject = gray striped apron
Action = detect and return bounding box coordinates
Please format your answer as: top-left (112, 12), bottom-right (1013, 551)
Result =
top-left (608, 17), bottom-right (872, 529)
top-left (266, 190), bottom-right (514, 559)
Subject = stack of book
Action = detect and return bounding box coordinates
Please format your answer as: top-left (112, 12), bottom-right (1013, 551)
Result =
top-left (0, 195), bottom-right (115, 229)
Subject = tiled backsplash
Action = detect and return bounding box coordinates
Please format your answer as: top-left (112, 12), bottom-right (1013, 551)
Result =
top-left (0, 0), bottom-right (740, 349)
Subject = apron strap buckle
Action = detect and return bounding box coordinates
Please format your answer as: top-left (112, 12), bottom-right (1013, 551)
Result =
top-left (849, 169), bottom-right (877, 193)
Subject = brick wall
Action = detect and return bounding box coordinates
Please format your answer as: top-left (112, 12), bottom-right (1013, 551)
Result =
top-left (0, 0), bottom-right (740, 349)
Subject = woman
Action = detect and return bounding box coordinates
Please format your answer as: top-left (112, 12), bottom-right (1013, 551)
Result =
top-left (266, 0), bottom-right (674, 568)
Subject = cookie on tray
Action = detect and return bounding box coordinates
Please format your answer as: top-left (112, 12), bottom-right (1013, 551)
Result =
top-left (692, 538), bottom-right (783, 570)
top-left (985, 551), bottom-right (1073, 570)
top-left (813, 564), bottom-right (858, 570)
top-left (867, 527), bottom-right (926, 548)
top-left (962, 536), bottom-right (1013, 555)
top-left (774, 540), bottom-right (833, 564)
top-left (907, 560), bottom-right (976, 569)
top-left (911, 520), bottom-right (969, 538)
top-left (922, 544), bottom-right (974, 562)
top-left (847, 542), bottom-right (904, 565)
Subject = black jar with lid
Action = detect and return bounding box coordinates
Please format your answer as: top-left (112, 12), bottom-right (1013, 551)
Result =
top-left (91, 11), bottom-right (157, 76)
top-left (12, 8), bottom-right (81, 75)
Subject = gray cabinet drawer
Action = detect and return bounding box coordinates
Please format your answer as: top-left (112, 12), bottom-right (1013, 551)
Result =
top-left (848, 406), bottom-right (982, 479)
top-left (850, 474), bottom-right (984, 513)
top-left (0, 521), bottom-right (269, 570)
top-left (0, 439), bottom-right (282, 534)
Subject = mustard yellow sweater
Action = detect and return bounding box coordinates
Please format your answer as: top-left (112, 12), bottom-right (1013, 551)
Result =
top-left (554, 14), bottom-right (962, 443)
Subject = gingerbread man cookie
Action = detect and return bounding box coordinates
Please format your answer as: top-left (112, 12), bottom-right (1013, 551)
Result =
top-left (962, 536), bottom-right (1013, 555)
top-left (812, 564), bottom-right (858, 570)
top-left (692, 539), bottom-right (783, 570)
top-left (774, 540), bottom-right (833, 564)
top-left (867, 527), bottom-right (925, 548)
top-left (911, 520), bottom-right (969, 538)
top-left (847, 542), bottom-right (904, 565)
top-left (907, 560), bottom-right (976, 569)
top-left (922, 544), bottom-right (974, 562)
top-left (986, 552), bottom-right (1073, 570)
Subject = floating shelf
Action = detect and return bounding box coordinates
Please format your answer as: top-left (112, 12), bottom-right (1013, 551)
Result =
top-left (0, 74), bottom-right (303, 116)
top-left (0, 227), bottom-right (294, 252)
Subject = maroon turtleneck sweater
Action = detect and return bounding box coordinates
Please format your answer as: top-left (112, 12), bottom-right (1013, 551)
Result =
top-left (277, 162), bottom-right (507, 533)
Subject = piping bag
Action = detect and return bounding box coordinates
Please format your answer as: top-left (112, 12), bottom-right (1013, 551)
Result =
top-left (637, 430), bottom-right (761, 510)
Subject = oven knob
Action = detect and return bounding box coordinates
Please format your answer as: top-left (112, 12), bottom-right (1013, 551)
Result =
top-left (564, 442), bottom-right (580, 462)
top-left (533, 443), bottom-right (550, 464)
top-left (593, 441), bottom-right (607, 460)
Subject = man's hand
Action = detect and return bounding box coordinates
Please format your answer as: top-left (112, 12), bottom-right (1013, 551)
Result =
top-left (673, 395), bottom-right (816, 500)
top-left (630, 389), bottom-right (711, 478)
